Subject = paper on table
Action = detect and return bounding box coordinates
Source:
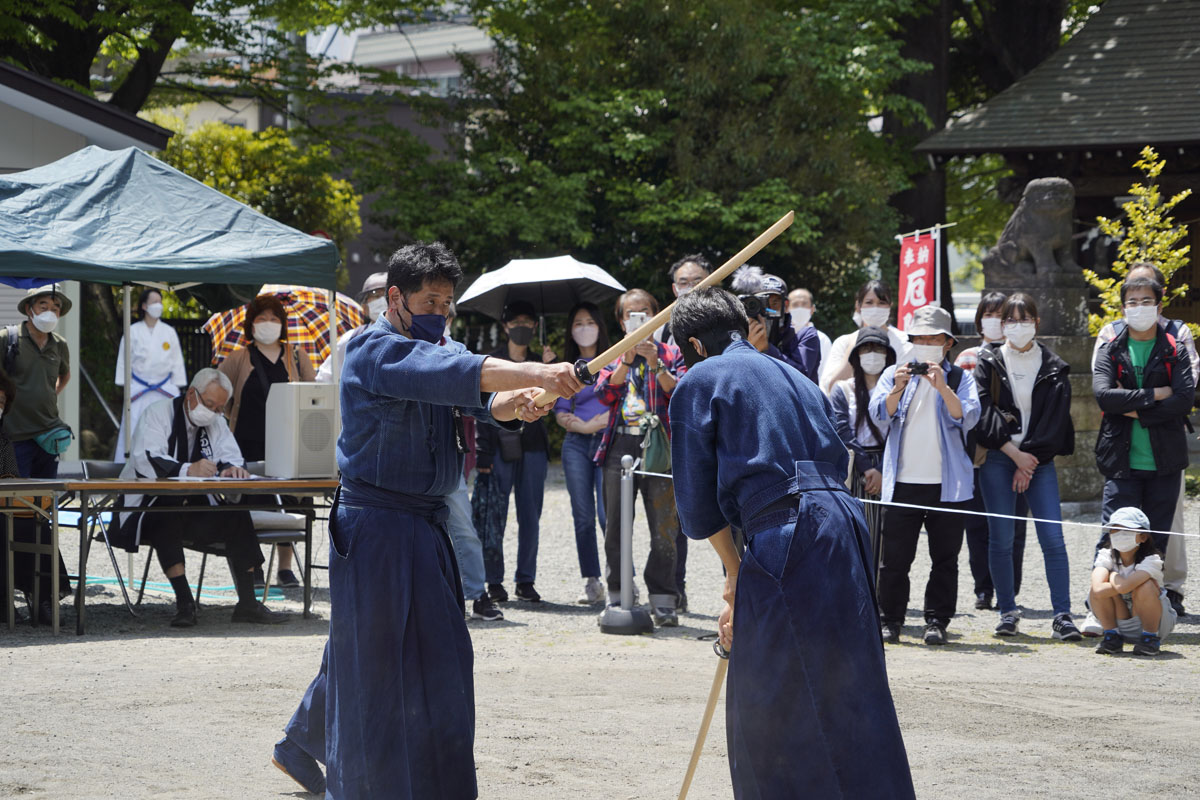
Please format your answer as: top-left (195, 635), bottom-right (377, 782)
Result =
top-left (169, 475), bottom-right (263, 481)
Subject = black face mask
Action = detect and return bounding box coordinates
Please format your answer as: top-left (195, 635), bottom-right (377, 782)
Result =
top-left (507, 325), bottom-right (535, 346)
top-left (680, 330), bottom-right (743, 369)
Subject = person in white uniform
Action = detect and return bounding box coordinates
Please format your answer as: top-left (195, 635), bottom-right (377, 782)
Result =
top-left (114, 289), bottom-right (187, 462)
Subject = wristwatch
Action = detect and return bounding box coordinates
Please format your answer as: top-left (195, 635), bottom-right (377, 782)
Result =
top-left (654, 364), bottom-right (667, 376)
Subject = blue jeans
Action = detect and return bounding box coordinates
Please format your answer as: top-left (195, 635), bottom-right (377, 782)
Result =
top-left (484, 449), bottom-right (548, 585)
top-left (560, 432), bottom-right (604, 578)
top-left (1100, 471), bottom-right (1180, 555)
top-left (445, 474), bottom-right (486, 601)
top-left (13, 439), bottom-right (58, 479)
top-left (964, 468), bottom-right (1026, 598)
top-left (979, 450), bottom-right (1070, 616)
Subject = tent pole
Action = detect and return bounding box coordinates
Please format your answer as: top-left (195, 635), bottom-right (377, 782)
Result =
top-left (328, 288), bottom-right (338, 384)
top-left (122, 284), bottom-right (132, 458)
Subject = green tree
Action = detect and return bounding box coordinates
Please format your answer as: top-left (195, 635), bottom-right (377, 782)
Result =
top-left (147, 114), bottom-right (362, 286)
top-left (1083, 146), bottom-right (1192, 335)
top-left (364, 0), bottom-right (927, 335)
top-left (0, 0), bottom-right (438, 113)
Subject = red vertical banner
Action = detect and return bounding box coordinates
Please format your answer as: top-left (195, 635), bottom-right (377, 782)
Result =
top-left (897, 231), bottom-right (936, 331)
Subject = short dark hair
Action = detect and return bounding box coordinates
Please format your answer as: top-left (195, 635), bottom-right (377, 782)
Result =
top-left (671, 287), bottom-right (749, 345)
top-left (614, 288), bottom-right (660, 321)
top-left (502, 300), bottom-right (537, 323)
top-left (1127, 261), bottom-right (1165, 285)
top-left (667, 254), bottom-right (712, 281)
top-left (386, 242), bottom-right (464, 297)
top-left (244, 294), bottom-right (288, 342)
top-left (974, 290), bottom-right (1007, 330)
top-left (1120, 276), bottom-right (1163, 305)
top-left (1000, 292), bottom-right (1038, 323)
top-left (856, 279), bottom-right (892, 307)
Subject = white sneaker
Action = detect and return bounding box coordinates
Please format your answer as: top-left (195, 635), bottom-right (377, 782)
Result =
top-left (1080, 610), bottom-right (1103, 638)
top-left (577, 577), bottom-right (604, 605)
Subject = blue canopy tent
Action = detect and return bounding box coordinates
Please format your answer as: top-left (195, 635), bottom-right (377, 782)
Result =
top-left (0, 145), bottom-right (342, 455)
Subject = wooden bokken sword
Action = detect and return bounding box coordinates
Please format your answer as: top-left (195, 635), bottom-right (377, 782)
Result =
top-left (532, 209), bottom-right (795, 407)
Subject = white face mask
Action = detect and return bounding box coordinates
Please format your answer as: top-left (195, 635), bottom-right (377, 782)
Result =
top-left (367, 297), bottom-right (387, 322)
top-left (1003, 321), bottom-right (1037, 349)
top-left (910, 343), bottom-right (945, 364)
top-left (1125, 305), bottom-right (1158, 333)
top-left (253, 321), bottom-right (282, 345)
top-left (572, 324), bottom-right (600, 347)
top-left (790, 307), bottom-right (813, 330)
top-left (860, 307), bottom-right (890, 328)
top-left (980, 317), bottom-right (1003, 341)
top-left (188, 396), bottom-right (217, 427)
top-left (859, 352), bottom-right (887, 375)
top-left (1109, 531), bottom-right (1141, 553)
top-left (145, 302), bottom-right (164, 320)
top-left (31, 310), bottom-right (58, 333)
top-left (852, 310), bottom-right (863, 327)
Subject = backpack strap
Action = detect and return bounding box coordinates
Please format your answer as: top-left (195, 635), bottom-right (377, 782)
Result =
top-left (947, 363), bottom-right (963, 392)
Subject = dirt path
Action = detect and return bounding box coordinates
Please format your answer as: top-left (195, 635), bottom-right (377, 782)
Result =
top-left (3, 474), bottom-right (1197, 798)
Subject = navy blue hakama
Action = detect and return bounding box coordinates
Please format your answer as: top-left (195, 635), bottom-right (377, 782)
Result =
top-left (729, 465), bottom-right (914, 800)
top-left (326, 490), bottom-right (476, 800)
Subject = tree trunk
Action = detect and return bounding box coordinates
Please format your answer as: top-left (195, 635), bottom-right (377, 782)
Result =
top-left (883, 0), bottom-right (954, 325)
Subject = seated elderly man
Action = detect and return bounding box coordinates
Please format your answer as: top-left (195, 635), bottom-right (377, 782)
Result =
top-left (113, 368), bottom-right (283, 627)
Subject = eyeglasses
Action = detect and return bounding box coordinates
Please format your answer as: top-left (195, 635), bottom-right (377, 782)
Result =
top-left (1123, 298), bottom-right (1157, 308)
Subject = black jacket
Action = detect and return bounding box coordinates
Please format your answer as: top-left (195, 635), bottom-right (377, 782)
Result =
top-left (474, 346), bottom-right (548, 470)
top-left (1093, 327), bottom-right (1194, 478)
top-left (973, 342), bottom-right (1074, 464)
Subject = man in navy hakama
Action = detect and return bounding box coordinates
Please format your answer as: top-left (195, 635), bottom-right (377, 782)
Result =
top-left (668, 288), bottom-right (915, 800)
top-left (273, 243), bottom-right (581, 799)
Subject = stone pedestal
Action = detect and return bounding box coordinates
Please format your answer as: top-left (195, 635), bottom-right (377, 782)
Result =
top-left (985, 271), bottom-right (1090, 336)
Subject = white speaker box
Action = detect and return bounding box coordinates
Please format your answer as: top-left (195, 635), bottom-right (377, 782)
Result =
top-left (264, 382), bottom-right (338, 479)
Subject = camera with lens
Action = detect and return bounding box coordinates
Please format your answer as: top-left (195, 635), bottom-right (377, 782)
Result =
top-left (739, 294), bottom-right (765, 319)
top-left (908, 360), bottom-right (929, 376)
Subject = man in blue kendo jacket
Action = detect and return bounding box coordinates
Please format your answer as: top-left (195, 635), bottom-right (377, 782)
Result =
top-left (668, 287), bottom-right (914, 800)
top-left (270, 242), bottom-right (583, 799)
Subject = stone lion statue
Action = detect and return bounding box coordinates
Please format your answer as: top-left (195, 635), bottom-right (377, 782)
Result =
top-left (982, 177), bottom-right (1077, 286)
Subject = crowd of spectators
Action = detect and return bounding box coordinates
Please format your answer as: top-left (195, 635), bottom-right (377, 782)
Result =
top-left (5, 256), bottom-right (1193, 658)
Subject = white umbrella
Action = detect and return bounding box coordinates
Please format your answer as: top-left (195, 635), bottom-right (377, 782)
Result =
top-left (456, 255), bottom-right (626, 321)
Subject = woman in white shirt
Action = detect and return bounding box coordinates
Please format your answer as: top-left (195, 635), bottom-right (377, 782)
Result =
top-left (114, 289), bottom-right (187, 462)
top-left (819, 280), bottom-right (908, 394)
top-left (973, 293), bottom-right (1077, 640)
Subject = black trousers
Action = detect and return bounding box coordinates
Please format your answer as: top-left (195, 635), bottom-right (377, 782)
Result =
top-left (877, 483), bottom-right (968, 629)
top-left (142, 495), bottom-right (265, 575)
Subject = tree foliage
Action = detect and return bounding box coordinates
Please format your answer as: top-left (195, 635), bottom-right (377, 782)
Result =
top-left (362, 0), bottom-right (928, 334)
top-left (145, 113), bottom-right (361, 289)
top-left (0, 0), bottom-right (439, 113)
top-left (1083, 147), bottom-right (1192, 334)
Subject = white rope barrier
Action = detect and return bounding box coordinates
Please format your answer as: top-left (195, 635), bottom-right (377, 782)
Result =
top-left (631, 470), bottom-right (1199, 539)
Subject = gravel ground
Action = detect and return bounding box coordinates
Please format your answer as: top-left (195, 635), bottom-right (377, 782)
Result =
top-left (2, 471), bottom-right (1198, 799)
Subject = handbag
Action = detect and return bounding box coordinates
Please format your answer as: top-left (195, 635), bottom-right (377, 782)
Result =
top-left (974, 352), bottom-right (1019, 467)
top-left (638, 414), bottom-right (671, 474)
top-left (33, 425), bottom-right (73, 456)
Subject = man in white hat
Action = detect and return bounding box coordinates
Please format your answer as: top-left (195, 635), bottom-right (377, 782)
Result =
top-left (1, 284), bottom-right (73, 479)
top-left (316, 271), bottom-right (388, 382)
top-left (869, 304), bottom-right (980, 646)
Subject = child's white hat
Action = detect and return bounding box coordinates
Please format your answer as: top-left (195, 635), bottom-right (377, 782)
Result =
top-left (1106, 507), bottom-right (1150, 532)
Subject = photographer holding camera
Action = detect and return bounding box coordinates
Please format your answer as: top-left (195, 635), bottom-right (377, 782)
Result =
top-left (869, 305), bottom-right (980, 646)
top-left (731, 267), bottom-right (820, 381)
